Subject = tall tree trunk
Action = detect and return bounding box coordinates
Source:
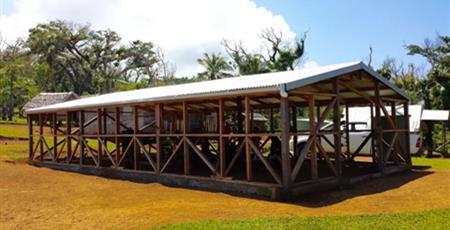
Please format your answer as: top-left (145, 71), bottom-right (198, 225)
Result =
top-left (8, 94), bottom-right (14, 121)
top-left (425, 121), bottom-right (434, 157)
top-left (1, 100), bottom-right (7, 120)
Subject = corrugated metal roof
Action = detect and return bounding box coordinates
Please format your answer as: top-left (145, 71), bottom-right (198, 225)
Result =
top-left (25, 61), bottom-right (409, 114)
top-left (422, 110), bottom-right (449, 121)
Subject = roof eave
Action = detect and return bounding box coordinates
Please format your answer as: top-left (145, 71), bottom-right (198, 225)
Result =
top-left (24, 86), bottom-right (279, 114)
top-left (359, 63), bottom-right (411, 101)
top-left (285, 62), bottom-right (362, 91)
top-left (285, 62), bottom-right (411, 101)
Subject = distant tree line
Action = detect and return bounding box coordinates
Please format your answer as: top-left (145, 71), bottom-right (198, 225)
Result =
top-left (0, 20), bottom-right (306, 120)
top-left (197, 27), bottom-right (306, 79)
top-left (0, 20), bottom-right (177, 120)
top-left (375, 35), bottom-right (449, 156)
top-left (0, 19), bottom-right (448, 129)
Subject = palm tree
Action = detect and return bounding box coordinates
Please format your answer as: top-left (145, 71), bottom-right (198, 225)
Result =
top-left (197, 53), bottom-right (232, 80)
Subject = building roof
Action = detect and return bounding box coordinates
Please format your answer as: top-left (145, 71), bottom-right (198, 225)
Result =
top-left (22, 92), bottom-right (80, 114)
top-left (421, 110), bottom-right (450, 121)
top-left (25, 61), bottom-right (409, 114)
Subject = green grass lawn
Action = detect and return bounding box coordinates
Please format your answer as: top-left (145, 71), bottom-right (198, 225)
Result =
top-left (412, 157), bottom-right (450, 169)
top-left (155, 208), bottom-right (450, 230)
top-left (0, 122), bottom-right (117, 161)
top-left (0, 123), bottom-right (29, 139)
top-left (0, 117), bottom-right (27, 125)
top-left (0, 140), bottom-right (28, 160)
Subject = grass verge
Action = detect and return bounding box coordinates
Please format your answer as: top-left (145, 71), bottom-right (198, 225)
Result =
top-left (0, 124), bottom-right (29, 139)
top-left (0, 117), bottom-right (27, 125)
top-left (155, 208), bottom-right (450, 230)
top-left (412, 157), bottom-right (450, 170)
top-left (0, 141), bottom-right (28, 160)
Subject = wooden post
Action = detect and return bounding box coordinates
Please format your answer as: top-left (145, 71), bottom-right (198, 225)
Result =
top-left (52, 113), bottom-right (57, 162)
top-left (219, 98), bottom-right (225, 177)
top-left (391, 102), bottom-right (399, 163)
top-left (308, 96), bottom-right (318, 179)
top-left (115, 107), bottom-right (120, 167)
top-left (370, 104), bottom-right (376, 163)
top-left (391, 102), bottom-right (397, 128)
top-left (39, 114), bottom-right (43, 161)
top-left (103, 109), bottom-right (107, 135)
top-left (155, 104), bottom-right (162, 174)
top-left (292, 106), bottom-right (298, 157)
top-left (97, 109), bottom-right (102, 167)
top-left (281, 96), bottom-right (291, 187)
top-left (237, 97), bottom-right (243, 133)
top-left (316, 105), bottom-right (321, 147)
top-left (403, 103), bottom-right (412, 165)
top-left (345, 104), bottom-right (350, 155)
top-left (183, 101), bottom-right (190, 175)
top-left (133, 106), bottom-right (138, 170)
top-left (270, 108), bottom-right (274, 132)
top-left (374, 81), bottom-right (384, 171)
top-left (79, 110), bottom-right (85, 165)
top-left (244, 96), bottom-right (252, 181)
top-left (28, 115), bottom-right (33, 160)
top-left (66, 112), bottom-right (72, 163)
top-left (333, 78), bottom-right (342, 176)
top-left (250, 109), bottom-right (254, 132)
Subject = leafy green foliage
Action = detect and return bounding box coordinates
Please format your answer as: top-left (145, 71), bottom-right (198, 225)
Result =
top-left (406, 36), bottom-right (449, 156)
top-left (220, 27), bottom-right (306, 76)
top-left (406, 36), bottom-right (450, 110)
top-left (0, 20), bottom-right (178, 120)
top-left (197, 53), bottom-right (232, 80)
top-left (377, 36), bottom-right (449, 156)
top-left (0, 39), bottom-right (39, 120)
top-left (26, 20), bottom-right (162, 95)
top-left (261, 27), bottom-right (305, 71)
top-left (222, 40), bottom-right (270, 75)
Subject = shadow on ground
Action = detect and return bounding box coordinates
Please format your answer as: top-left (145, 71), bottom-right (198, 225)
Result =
top-left (292, 169), bottom-right (433, 207)
top-left (23, 152), bottom-right (437, 208)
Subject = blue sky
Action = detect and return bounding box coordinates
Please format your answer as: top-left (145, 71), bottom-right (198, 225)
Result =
top-left (254, 0), bottom-right (449, 69)
top-left (1, 0), bottom-right (449, 75)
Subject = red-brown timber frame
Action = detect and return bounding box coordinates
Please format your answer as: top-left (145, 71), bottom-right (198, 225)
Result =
top-left (27, 72), bottom-right (411, 200)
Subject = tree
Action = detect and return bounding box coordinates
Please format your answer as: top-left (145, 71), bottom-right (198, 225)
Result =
top-left (222, 27), bottom-right (306, 75)
top-left (260, 27), bottom-right (305, 71)
top-left (26, 20), bottom-right (162, 95)
top-left (406, 35), bottom-right (449, 110)
top-left (223, 40), bottom-right (270, 75)
top-left (391, 64), bottom-right (423, 105)
top-left (154, 47), bottom-right (177, 82)
top-left (405, 35), bottom-right (450, 156)
top-left (0, 39), bottom-right (38, 120)
top-left (197, 53), bottom-right (232, 80)
top-left (377, 58), bottom-right (423, 104)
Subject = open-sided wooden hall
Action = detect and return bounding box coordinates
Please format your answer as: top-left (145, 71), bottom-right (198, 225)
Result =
top-left (25, 61), bottom-right (412, 200)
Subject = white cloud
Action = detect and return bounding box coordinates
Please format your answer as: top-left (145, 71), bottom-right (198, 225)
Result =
top-left (0, 0), bottom-right (297, 76)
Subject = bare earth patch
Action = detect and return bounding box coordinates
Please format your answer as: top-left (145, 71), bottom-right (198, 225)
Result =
top-left (1, 158), bottom-right (449, 230)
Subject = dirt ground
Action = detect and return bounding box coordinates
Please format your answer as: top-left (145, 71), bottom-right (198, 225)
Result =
top-left (0, 156), bottom-right (449, 230)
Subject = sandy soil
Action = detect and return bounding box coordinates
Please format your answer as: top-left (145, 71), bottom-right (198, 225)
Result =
top-left (0, 159), bottom-right (449, 229)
